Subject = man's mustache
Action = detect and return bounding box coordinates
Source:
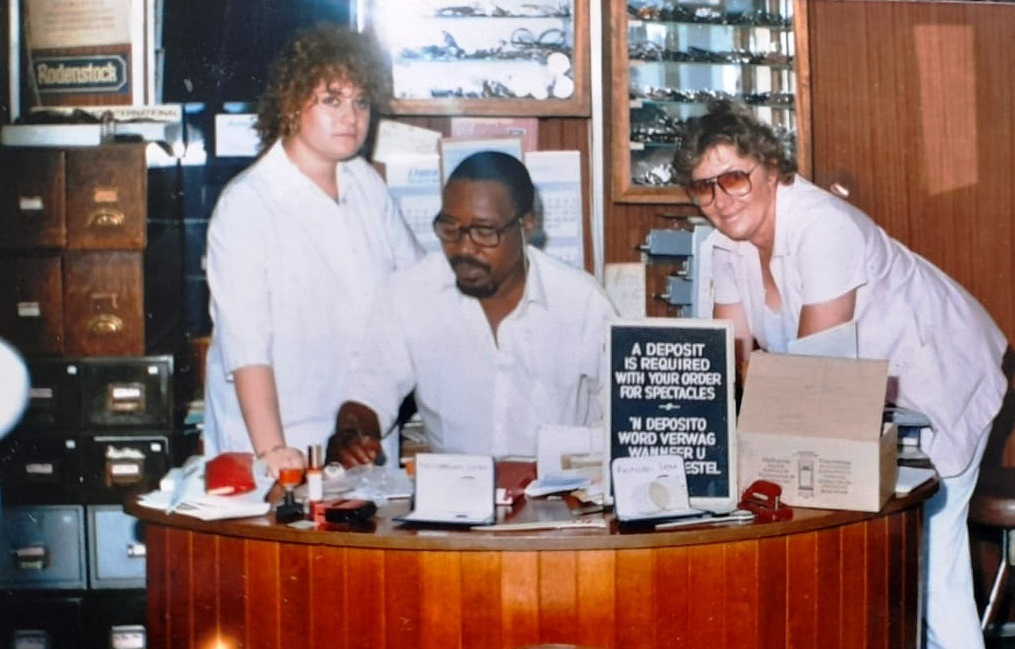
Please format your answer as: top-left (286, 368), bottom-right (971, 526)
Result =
top-left (450, 256), bottom-right (490, 273)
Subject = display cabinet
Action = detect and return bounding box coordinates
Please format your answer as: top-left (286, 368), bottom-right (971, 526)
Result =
top-left (610, 0), bottom-right (810, 203)
top-left (359, 0), bottom-right (589, 116)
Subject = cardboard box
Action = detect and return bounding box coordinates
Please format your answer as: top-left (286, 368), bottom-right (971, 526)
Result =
top-left (737, 351), bottom-right (898, 513)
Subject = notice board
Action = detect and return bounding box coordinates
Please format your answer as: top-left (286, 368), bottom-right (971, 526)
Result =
top-left (607, 319), bottom-right (737, 511)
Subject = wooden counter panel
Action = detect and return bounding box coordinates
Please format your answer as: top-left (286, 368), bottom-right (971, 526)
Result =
top-left (144, 504), bottom-right (923, 649)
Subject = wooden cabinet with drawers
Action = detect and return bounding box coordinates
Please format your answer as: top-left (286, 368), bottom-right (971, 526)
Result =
top-left (0, 142), bottom-right (182, 357)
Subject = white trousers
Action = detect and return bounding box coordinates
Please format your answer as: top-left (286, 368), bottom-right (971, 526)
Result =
top-left (923, 426), bottom-right (990, 649)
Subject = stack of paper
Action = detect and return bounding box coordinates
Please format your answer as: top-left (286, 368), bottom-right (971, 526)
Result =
top-left (137, 457), bottom-right (274, 521)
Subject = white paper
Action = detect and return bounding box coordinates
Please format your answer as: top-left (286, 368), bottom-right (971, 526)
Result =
top-left (214, 113), bottom-right (259, 158)
top-left (398, 453), bottom-right (495, 525)
top-left (137, 457), bottom-right (273, 521)
top-left (374, 119), bottom-right (442, 162)
top-left (895, 466), bottom-right (936, 495)
top-left (525, 150), bottom-right (584, 269)
top-left (787, 321), bottom-right (858, 358)
top-left (382, 153), bottom-right (443, 254)
top-left (440, 137), bottom-right (524, 183)
top-left (535, 424), bottom-right (602, 480)
top-left (604, 262), bottom-right (647, 319)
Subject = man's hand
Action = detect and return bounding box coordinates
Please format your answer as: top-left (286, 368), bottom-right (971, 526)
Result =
top-left (327, 401), bottom-right (383, 468)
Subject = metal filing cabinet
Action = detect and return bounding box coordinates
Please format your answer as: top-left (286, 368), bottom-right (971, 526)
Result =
top-left (80, 356), bottom-right (174, 430)
top-left (21, 357), bottom-right (83, 430)
top-left (0, 505), bottom-right (87, 590)
top-left (80, 434), bottom-right (171, 505)
top-left (0, 595), bottom-right (84, 649)
top-left (87, 505), bottom-right (146, 589)
top-left (639, 216), bottom-right (716, 318)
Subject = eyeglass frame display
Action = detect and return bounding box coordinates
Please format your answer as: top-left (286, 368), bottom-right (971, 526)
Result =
top-left (356, 0), bottom-right (591, 117)
top-left (609, 0), bottom-right (812, 204)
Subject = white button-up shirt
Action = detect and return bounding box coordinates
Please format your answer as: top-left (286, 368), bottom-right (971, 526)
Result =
top-left (203, 141), bottom-right (423, 457)
top-left (712, 175), bottom-right (1006, 476)
top-left (345, 247), bottom-right (618, 458)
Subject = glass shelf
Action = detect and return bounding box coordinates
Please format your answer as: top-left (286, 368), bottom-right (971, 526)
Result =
top-left (359, 0), bottom-right (590, 116)
top-left (612, 0), bottom-right (806, 202)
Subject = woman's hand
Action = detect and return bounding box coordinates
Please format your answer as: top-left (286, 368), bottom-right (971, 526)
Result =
top-left (257, 445), bottom-right (306, 479)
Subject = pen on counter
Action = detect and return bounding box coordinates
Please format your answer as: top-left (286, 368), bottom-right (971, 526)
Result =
top-left (654, 510), bottom-right (755, 530)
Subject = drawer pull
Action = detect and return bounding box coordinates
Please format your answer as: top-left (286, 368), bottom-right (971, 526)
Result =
top-left (87, 209), bottom-right (125, 228)
top-left (17, 195), bottom-right (45, 212)
top-left (126, 543), bottom-right (147, 558)
top-left (87, 313), bottom-right (124, 335)
top-left (107, 382), bottom-right (146, 413)
top-left (13, 546), bottom-right (48, 570)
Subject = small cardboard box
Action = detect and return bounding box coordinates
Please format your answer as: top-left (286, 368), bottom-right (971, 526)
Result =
top-left (737, 351), bottom-right (898, 513)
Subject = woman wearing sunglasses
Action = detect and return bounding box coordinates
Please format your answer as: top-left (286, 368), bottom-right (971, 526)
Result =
top-left (672, 99), bottom-right (1005, 649)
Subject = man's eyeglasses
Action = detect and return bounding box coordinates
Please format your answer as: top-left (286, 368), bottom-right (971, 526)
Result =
top-left (432, 213), bottom-right (523, 248)
top-left (686, 166), bottom-right (757, 206)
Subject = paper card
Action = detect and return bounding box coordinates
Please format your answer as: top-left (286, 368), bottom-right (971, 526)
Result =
top-left (450, 117), bottom-right (539, 153)
top-left (611, 455), bottom-right (702, 522)
top-left (525, 149), bottom-right (584, 269)
top-left (439, 137), bottom-right (524, 184)
top-left (786, 321), bottom-right (858, 358)
top-left (604, 262), bottom-right (647, 319)
top-left (380, 153), bottom-right (443, 254)
top-left (536, 424), bottom-right (603, 481)
top-left (214, 113), bottom-right (259, 157)
top-left (373, 119), bottom-right (442, 162)
top-left (397, 453), bottom-right (495, 526)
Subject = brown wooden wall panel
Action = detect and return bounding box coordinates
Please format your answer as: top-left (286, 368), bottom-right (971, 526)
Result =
top-left (144, 502), bottom-right (924, 649)
top-left (809, 0), bottom-right (1015, 342)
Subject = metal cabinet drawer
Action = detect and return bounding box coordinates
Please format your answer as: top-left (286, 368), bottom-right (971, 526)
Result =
top-left (0, 594), bottom-right (84, 649)
top-left (80, 434), bottom-right (170, 504)
top-left (0, 505), bottom-right (87, 590)
top-left (87, 506), bottom-right (146, 589)
top-left (81, 356), bottom-right (174, 430)
top-left (22, 357), bottom-right (83, 430)
top-left (0, 432), bottom-right (84, 504)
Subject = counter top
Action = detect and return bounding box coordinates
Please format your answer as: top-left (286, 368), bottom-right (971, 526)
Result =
top-left (126, 476), bottom-right (938, 552)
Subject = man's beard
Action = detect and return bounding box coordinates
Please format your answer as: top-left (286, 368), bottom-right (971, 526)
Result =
top-left (450, 256), bottom-right (497, 299)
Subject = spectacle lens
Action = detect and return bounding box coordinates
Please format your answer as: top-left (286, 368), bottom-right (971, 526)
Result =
top-left (687, 167), bottom-right (756, 206)
top-left (432, 214), bottom-right (521, 248)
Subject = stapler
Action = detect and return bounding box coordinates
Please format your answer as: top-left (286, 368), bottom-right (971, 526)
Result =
top-left (738, 480), bottom-right (793, 523)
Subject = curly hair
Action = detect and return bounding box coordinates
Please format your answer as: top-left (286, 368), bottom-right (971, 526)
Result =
top-left (671, 99), bottom-right (797, 186)
top-left (255, 23), bottom-right (392, 149)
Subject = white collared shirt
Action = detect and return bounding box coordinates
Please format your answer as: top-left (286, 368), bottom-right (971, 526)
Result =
top-left (203, 141), bottom-right (423, 457)
top-left (345, 247), bottom-right (618, 458)
top-left (711, 175), bottom-right (1006, 476)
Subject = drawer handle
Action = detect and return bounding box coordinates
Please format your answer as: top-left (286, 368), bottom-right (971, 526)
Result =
top-left (107, 382), bottom-right (146, 413)
top-left (17, 195), bottom-right (45, 213)
top-left (13, 546), bottom-right (48, 570)
top-left (87, 209), bottom-right (125, 228)
top-left (126, 543), bottom-right (147, 558)
top-left (88, 313), bottom-right (124, 335)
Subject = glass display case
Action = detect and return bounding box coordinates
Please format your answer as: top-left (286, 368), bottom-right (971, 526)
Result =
top-left (611, 0), bottom-right (809, 203)
top-left (359, 0), bottom-right (589, 116)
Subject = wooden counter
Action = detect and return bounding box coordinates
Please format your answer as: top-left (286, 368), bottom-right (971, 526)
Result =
top-left (127, 479), bottom-right (937, 649)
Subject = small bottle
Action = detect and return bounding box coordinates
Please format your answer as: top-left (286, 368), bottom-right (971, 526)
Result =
top-left (306, 444), bottom-right (324, 503)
